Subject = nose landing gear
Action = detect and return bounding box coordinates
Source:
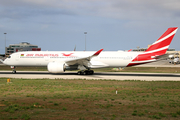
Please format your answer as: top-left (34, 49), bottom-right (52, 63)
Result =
top-left (11, 66), bottom-right (16, 74)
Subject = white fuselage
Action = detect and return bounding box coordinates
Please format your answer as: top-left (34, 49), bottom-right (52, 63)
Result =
top-left (3, 51), bottom-right (141, 68)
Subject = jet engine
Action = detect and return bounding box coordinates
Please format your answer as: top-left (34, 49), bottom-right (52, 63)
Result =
top-left (47, 62), bottom-right (66, 73)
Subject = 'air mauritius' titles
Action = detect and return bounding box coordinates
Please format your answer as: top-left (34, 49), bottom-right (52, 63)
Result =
top-left (25, 54), bottom-right (59, 57)
top-left (21, 53), bottom-right (75, 57)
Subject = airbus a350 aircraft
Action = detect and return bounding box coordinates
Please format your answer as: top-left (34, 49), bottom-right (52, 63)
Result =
top-left (1, 27), bottom-right (178, 75)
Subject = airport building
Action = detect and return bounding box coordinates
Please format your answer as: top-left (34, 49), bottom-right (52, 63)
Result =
top-left (5, 42), bottom-right (41, 56)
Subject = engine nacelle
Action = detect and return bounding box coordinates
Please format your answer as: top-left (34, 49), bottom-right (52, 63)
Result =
top-left (47, 62), bottom-right (65, 73)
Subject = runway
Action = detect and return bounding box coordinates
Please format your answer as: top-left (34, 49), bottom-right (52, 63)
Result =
top-left (0, 71), bottom-right (180, 81)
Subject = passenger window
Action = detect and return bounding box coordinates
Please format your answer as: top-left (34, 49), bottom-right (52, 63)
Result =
top-left (8, 56), bottom-right (11, 58)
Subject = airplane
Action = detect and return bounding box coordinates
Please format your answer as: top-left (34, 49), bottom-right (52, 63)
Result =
top-left (0, 27), bottom-right (178, 75)
top-left (169, 52), bottom-right (180, 64)
top-left (128, 49), bottom-right (132, 52)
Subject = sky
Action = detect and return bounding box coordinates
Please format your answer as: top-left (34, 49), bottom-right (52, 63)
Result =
top-left (0, 0), bottom-right (180, 54)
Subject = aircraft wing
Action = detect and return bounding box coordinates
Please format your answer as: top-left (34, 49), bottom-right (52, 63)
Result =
top-left (65, 49), bottom-right (103, 68)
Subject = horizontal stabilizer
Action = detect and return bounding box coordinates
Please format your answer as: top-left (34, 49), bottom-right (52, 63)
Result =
top-left (153, 54), bottom-right (171, 60)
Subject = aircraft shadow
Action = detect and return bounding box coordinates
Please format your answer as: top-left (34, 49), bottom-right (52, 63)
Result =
top-left (0, 71), bottom-right (180, 77)
top-left (95, 72), bottom-right (180, 77)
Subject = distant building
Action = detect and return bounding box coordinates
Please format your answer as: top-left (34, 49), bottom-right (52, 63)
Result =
top-left (5, 42), bottom-right (41, 56)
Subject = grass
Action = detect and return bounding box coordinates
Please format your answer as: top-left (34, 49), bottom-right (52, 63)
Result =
top-left (1, 78), bottom-right (180, 119)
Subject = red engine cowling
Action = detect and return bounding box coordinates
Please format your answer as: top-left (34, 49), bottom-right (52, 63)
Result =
top-left (47, 62), bottom-right (65, 73)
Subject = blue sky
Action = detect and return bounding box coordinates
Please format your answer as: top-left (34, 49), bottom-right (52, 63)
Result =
top-left (0, 0), bottom-right (180, 54)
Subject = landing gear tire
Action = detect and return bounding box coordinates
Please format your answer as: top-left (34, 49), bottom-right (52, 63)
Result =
top-left (12, 70), bottom-right (16, 74)
top-left (11, 66), bottom-right (16, 74)
top-left (77, 71), bottom-right (84, 75)
top-left (77, 71), bottom-right (81, 75)
top-left (89, 70), bottom-right (94, 75)
top-left (77, 70), bottom-right (94, 75)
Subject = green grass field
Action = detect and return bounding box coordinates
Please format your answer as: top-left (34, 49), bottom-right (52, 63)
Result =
top-left (1, 78), bottom-right (180, 120)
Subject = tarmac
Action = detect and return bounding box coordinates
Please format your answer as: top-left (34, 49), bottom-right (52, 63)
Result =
top-left (0, 71), bottom-right (180, 81)
top-left (0, 60), bottom-right (180, 81)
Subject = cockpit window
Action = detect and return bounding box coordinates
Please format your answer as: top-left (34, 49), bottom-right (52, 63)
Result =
top-left (8, 56), bottom-right (11, 58)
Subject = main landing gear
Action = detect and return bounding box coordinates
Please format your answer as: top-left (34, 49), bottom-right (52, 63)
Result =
top-left (11, 66), bottom-right (16, 74)
top-left (77, 70), bottom-right (94, 75)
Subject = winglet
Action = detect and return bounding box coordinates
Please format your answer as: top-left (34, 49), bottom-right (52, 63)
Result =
top-left (128, 49), bottom-right (132, 52)
top-left (93, 49), bottom-right (103, 56)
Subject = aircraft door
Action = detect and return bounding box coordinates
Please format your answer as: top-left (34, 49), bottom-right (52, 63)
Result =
top-left (15, 54), bottom-right (19, 61)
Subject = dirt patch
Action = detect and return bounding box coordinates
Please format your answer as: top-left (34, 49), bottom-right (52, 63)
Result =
top-left (0, 104), bottom-right (6, 106)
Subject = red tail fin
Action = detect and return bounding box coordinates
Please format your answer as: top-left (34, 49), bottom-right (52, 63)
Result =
top-left (127, 27), bottom-right (178, 67)
top-left (145, 27), bottom-right (178, 55)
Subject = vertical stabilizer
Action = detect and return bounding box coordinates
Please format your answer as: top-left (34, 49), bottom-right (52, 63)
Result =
top-left (127, 27), bottom-right (178, 67)
top-left (145, 27), bottom-right (178, 55)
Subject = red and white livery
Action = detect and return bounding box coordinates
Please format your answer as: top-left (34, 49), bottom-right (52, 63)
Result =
top-left (1, 27), bottom-right (178, 74)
